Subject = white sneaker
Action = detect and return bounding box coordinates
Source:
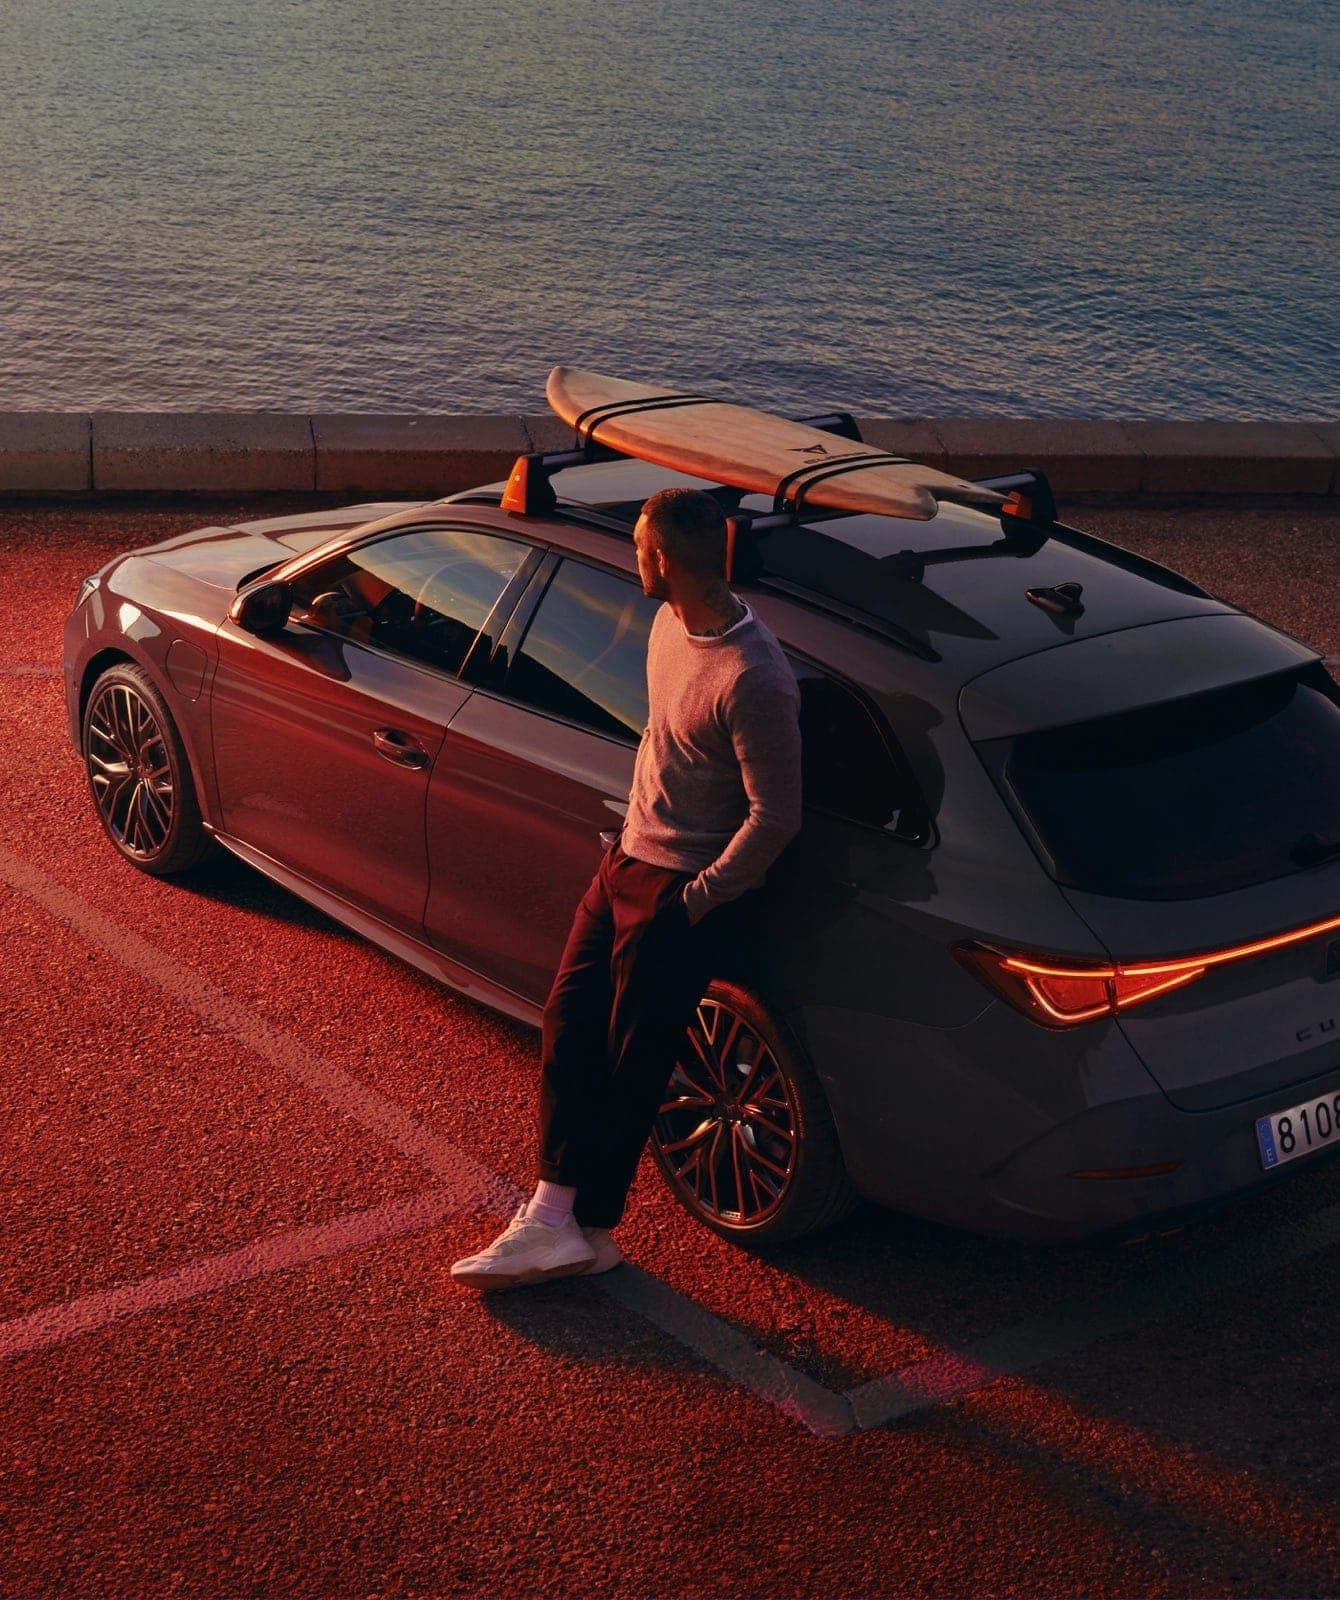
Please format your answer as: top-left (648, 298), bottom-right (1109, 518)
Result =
top-left (576, 1226), bottom-right (623, 1275)
top-left (450, 1204), bottom-right (597, 1291)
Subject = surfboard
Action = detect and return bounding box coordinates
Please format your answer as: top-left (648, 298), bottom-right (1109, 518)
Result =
top-left (546, 367), bottom-right (1004, 522)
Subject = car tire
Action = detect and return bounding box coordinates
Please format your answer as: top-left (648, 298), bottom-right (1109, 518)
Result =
top-left (81, 662), bottom-right (217, 877)
top-left (652, 977), bottom-right (860, 1246)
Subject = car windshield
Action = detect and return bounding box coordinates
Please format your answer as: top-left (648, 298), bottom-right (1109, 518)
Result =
top-left (988, 665), bottom-right (1340, 900)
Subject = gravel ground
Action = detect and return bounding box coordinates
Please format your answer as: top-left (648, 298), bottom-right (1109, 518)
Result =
top-left (0, 496), bottom-right (1336, 1599)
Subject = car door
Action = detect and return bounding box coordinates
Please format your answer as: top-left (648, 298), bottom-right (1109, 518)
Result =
top-left (211, 521), bottom-right (538, 938)
top-left (424, 552), bottom-right (660, 1002)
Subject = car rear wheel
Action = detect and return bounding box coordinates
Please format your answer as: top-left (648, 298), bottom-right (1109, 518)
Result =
top-left (82, 663), bottom-right (216, 876)
top-left (652, 979), bottom-right (860, 1245)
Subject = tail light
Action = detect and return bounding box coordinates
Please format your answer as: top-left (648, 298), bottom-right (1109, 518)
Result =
top-left (953, 912), bottom-right (1340, 1029)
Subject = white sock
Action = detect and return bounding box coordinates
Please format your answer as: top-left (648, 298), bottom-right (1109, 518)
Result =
top-left (525, 1180), bottom-right (578, 1228)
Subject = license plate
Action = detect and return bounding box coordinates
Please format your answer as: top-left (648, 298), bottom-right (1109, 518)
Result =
top-left (1256, 1088), bottom-right (1340, 1170)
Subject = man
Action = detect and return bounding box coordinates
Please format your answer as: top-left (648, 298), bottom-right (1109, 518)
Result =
top-left (451, 487), bottom-right (803, 1290)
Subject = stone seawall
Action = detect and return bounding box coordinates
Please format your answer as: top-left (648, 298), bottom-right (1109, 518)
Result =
top-left (1, 413), bottom-right (1337, 499)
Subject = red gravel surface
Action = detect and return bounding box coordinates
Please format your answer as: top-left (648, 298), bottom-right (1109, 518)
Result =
top-left (0, 497), bottom-right (1336, 1597)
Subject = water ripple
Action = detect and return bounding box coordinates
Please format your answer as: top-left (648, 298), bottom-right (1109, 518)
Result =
top-left (0, 0), bottom-right (1334, 415)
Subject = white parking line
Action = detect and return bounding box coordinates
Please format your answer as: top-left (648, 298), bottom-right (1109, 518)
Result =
top-left (0, 848), bottom-right (845, 1432)
top-left (5, 845), bottom-right (1338, 1441)
top-left (600, 1264), bottom-right (854, 1437)
top-left (0, 846), bottom-right (514, 1213)
top-left (0, 1188), bottom-right (459, 1361)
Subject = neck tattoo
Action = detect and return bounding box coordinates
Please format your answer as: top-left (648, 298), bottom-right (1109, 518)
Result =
top-left (695, 595), bottom-right (746, 637)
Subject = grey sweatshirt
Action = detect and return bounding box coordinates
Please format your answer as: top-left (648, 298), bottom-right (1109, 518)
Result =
top-left (621, 597), bottom-right (803, 924)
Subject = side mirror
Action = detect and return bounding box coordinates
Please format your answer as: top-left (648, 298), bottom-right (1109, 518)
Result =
top-left (229, 579), bottom-right (293, 638)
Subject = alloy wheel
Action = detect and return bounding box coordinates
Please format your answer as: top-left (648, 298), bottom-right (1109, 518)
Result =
top-left (86, 682), bottom-right (175, 858)
top-left (654, 997), bottom-right (801, 1228)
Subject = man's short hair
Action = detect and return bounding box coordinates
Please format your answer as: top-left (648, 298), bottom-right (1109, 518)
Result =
top-left (640, 488), bottom-right (728, 579)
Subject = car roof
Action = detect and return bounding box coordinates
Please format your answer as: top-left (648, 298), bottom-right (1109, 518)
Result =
top-left (448, 458), bottom-right (1251, 690)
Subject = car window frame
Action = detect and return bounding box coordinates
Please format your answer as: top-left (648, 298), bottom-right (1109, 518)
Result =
top-left (474, 549), bottom-right (935, 840)
top-left (479, 551), bottom-right (655, 749)
top-left (280, 520), bottom-right (547, 687)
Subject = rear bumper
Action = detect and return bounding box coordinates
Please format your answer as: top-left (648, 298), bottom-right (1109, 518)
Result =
top-left (791, 998), bottom-right (1340, 1241)
top-left (986, 1068), bottom-right (1340, 1241)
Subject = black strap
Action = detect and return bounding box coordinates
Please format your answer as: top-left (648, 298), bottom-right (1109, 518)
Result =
top-left (772, 451), bottom-right (915, 513)
top-left (572, 392), bottom-right (717, 442)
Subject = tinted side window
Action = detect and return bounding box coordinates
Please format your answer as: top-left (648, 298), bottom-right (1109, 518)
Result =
top-left (504, 569), bottom-right (926, 833)
top-left (506, 560), bottom-right (659, 742)
top-left (793, 662), bottom-right (928, 837)
top-left (289, 526), bottom-right (529, 677)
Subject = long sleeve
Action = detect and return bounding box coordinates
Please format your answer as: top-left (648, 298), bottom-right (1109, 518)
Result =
top-left (681, 664), bottom-right (802, 924)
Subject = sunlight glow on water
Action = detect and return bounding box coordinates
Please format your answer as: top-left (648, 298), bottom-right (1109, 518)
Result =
top-left (0, 0), bottom-right (1335, 416)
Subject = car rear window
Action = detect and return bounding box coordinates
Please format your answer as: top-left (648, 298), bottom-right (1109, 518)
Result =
top-left (984, 665), bottom-right (1340, 899)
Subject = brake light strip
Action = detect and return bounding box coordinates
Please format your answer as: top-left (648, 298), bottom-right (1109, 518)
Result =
top-left (1004, 910), bottom-right (1340, 984)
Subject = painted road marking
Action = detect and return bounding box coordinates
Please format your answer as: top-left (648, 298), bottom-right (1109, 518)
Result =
top-left (0, 1189), bottom-right (458, 1362)
top-left (601, 1264), bottom-right (854, 1437)
top-left (3, 844), bottom-right (1338, 1439)
top-left (0, 848), bottom-right (847, 1436)
top-left (0, 846), bottom-right (515, 1214)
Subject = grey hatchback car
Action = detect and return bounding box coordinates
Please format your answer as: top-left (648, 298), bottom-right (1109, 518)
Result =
top-left (62, 435), bottom-right (1340, 1245)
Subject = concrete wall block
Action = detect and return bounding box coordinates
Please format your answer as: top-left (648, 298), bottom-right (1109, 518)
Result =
top-left (520, 413), bottom-right (578, 454)
top-left (313, 415), bottom-right (529, 495)
top-left (93, 413), bottom-right (314, 492)
top-left (1123, 421), bottom-right (1334, 495)
top-left (1302, 422), bottom-right (1340, 494)
top-left (0, 413), bottom-right (92, 492)
top-left (7, 410), bottom-right (1336, 499)
top-left (852, 419), bottom-right (948, 471)
top-left (929, 419), bottom-right (1145, 494)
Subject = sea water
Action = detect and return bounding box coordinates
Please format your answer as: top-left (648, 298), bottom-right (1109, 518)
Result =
top-left (0, 0), bottom-right (1334, 416)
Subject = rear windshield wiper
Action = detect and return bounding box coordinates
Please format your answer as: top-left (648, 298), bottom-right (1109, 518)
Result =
top-left (1289, 832), bottom-right (1340, 868)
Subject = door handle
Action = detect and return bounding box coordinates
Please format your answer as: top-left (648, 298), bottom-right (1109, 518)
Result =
top-left (598, 828), bottom-right (621, 848)
top-left (372, 727), bottom-right (429, 768)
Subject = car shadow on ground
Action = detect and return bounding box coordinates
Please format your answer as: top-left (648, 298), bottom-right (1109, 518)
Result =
top-left (163, 839), bottom-right (1339, 1581)
top-left (173, 846), bottom-right (374, 940)
top-left (474, 1177), bottom-right (1338, 1592)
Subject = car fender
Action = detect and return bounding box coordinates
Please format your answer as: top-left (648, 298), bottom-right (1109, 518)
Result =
top-left (72, 560), bottom-right (225, 831)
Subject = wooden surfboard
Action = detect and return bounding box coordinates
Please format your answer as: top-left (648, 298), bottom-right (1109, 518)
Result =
top-left (546, 367), bottom-right (1003, 521)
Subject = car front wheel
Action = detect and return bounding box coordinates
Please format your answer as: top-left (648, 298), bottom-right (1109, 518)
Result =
top-left (81, 663), bottom-right (216, 876)
top-left (652, 979), bottom-right (859, 1245)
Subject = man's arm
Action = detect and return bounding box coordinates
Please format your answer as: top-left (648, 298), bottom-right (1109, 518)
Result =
top-left (681, 664), bottom-right (803, 925)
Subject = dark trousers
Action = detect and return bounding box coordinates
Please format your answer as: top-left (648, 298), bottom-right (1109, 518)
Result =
top-left (537, 839), bottom-right (722, 1228)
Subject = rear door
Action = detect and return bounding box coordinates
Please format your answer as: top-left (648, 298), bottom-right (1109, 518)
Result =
top-left (425, 553), bottom-right (659, 1002)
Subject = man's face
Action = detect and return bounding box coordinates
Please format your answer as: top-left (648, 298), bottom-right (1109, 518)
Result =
top-left (633, 513), bottom-right (670, 600)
